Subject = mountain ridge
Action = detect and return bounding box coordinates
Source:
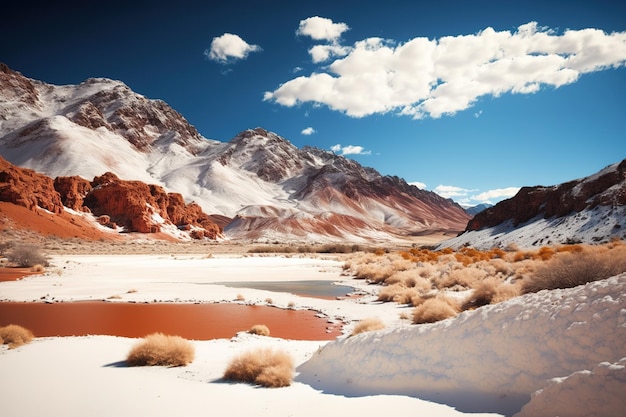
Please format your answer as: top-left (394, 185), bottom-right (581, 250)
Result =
top-left (0, 63), bottom-right (469, 242)
top-left (440, 159), bottom-right (626, 249)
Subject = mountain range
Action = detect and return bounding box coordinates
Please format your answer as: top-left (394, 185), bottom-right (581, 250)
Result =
top-left (0, 63), bottom-right (469, 242)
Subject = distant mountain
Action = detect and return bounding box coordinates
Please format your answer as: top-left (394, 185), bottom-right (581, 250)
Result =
top-left (440, 160), bottom-right (626, 249)
top-left (0, 63), bottom-right (470, 242)
top-left (465, 203), bottom-right (493, 216)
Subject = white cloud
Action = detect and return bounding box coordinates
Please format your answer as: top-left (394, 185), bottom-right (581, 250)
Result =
top-left (301, 127), bottom-right (316, 135)
top-left (296, 16), bottom-right (349, 42)
top-left (308, 44), bottom-right (351, 63)
top-left (471, 187), bottom-right (521, 202)
top-left (206, 33), bottom-right (262, 63)
top-left (433, 184), bottom-right (520, 205)
top-left (330, 144), bottom-right (371, 155)
top-left (409, 181), bottom-right (426, 189)
top-left (433, 185), bottom-right (478, 199)
top-left (266, 22), bottom-right (626, 118)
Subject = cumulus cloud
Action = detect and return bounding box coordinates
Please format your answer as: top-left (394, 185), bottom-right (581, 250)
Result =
top-left (433, 185), bottom-right (478, 200)
top-left (265, 22), bottom-right (626, 118)
top-left (301, 127), bottom-right (316, 135)
top-left (308, 44), bottom-right (351, 63)
top-left (206, 33), bottom-right (262, 63)
top-left (409, 181), bottom-right (426, 189)
top-left (433, 185), bottom-right (520, 205)
top-left (296, 16), bottom-right (350, 42)
top-left (471, 187), bottom-right (521, 202)
top-left (330, 144), bottom-right (371, 155)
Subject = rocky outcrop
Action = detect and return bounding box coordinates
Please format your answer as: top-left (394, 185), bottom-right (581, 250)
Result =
top-left (0, 156), bottom-right (222, 239)
top-left (83, 172), bottom-right (222, 238)
top-left (54, 176), bottom-right (93, 212)
top-left (466, 159), bottom-right (626, 232)
top-left (0, 155), bottom-right (63, 214)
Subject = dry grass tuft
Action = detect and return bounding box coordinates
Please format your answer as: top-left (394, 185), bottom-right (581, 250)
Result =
top-left (522, 246), bottom-right (626, 294)
top-left (0, 324), bottom-right (35, 348)
top-left (462, 277), bottom-right (522, 310)
top-left (248, 324), bottom-right (270, 336)
top-left (126, 333), bottom-right (195, 367)
top-left (350, 317), bottom-right (385, 336)
top-left (412, 295), bottom-right (459, 324)
top-left (223, 347), bottom-right (294, 388)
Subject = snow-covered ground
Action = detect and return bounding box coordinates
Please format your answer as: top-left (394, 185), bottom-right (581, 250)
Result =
top-left (440, 205), bottom-right (626, 250)
top-left (1, 255), bottom-right (625, 417)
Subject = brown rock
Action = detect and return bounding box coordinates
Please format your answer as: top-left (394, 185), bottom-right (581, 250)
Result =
top-left (467, 159), bottom-right (626, 232)
top-left (54, 176), bottom-right (92, 212)
top-left (0, 156), bottom-right (63, 214)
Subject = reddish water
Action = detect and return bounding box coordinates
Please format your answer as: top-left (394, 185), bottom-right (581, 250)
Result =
top-left (0, 302), bottom-right (343, 341)
top-left (0, 268), bottom-right (39, 282)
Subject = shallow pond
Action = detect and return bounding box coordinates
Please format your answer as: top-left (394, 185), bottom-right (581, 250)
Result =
top-left (213, 280), bottom-right (357, 299)
top-left (0, 302), bottom-right (342, 341)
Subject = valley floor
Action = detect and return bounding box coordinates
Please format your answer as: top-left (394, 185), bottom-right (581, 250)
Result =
top-left (1, 254), bottom-right (624, 417)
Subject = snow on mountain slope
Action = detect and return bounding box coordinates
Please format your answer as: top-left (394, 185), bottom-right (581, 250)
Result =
top-left (439, 159), bottom-right (626, 249)
top-left (0, 64), bottom-right (469, 241)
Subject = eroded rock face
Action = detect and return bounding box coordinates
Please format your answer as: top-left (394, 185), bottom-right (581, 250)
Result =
top-left (467, 159), bottom-right (626, 231)
top-left (83, 172), bottom-right (222, 237)
top-left (0, 156), bottom-right (222, 239)
top-left (0, 156), bottom-right (63, 214)
top-left (54, 176), bottom-right (93, 212)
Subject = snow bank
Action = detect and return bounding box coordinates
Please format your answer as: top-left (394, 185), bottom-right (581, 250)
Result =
top-left (298, 273), bottom-right (626, 416)
top-left (515, 358), bottom-right (626, 417)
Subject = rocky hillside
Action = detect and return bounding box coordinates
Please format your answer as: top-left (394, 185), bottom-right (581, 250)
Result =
top-left (0, 156), bottom-right (222, 239)
top-left (440, 159), bottom-right (626, 249)
top-left (0, 63), bottom-right (469, 242)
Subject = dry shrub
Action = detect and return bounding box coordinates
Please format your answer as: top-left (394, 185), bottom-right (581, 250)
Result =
top-left (436, 267), bottom-right (487, 290)
top-left (223, 347), bottom-right (294, 388)
top-left (248, 324), bottom-right (270, 336)
top-left (377, 284), bottom-right (422, 305)
top-left (7, 244), bottom-right (47, 267)
top-left (350, 317), bottom-right (385, 336)
top-left (0, 324), bottom-right (34, 348)
top-left (412, 295), bottom-right (459, 324)
top-left (462, 277), bottom-right (521, 310)
top-left (522, 247), bottom-right (626, 294)
top-left (126, 333), bottom-right (195, 367)
top-left (352, 262), bottom-right (395, 283)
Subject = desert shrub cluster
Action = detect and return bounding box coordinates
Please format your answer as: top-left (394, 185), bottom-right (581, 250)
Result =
top-left (248, 324), bottom-right (270, 336)
top-left (350, 317), bottom-right (385, 336)
top-left (6, 244), bottom-right (48, 267)
top-left (223, 347), bottom-right (294, 388)
top-left (522, 242), bottom-right (626, 293)
top-left (0, 324), bottom-right (34, 348)
top-left (126, 333), bottom-right (195, 367)
top-left (343, 240), bottom-right (626, 325)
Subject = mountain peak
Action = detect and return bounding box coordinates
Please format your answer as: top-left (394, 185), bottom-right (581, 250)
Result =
top-left (0, 64), bottom-right (472, 242)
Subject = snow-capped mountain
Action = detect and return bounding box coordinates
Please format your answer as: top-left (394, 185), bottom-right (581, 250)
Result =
top-left (464, 203), bottom-right (493, 216)
top-left (0, 64), bottom-right (469, 242)
top-left (440, 159), bottom-right (626, 249)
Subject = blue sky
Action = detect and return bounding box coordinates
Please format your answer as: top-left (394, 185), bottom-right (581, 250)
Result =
top-left (3, 0), bottom-right (625, 206)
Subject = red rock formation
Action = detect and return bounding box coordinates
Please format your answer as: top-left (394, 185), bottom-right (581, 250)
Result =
top-left (83, 172), bottom-right (222, 238)
top-left (0, 156), bottom-right (63, 214)
top-left (54, 176), bottom-right (93, 212)
top-left (0, 156), bottom-right (221, 240)
top-left (467, 159), bottom-right (626, 232)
